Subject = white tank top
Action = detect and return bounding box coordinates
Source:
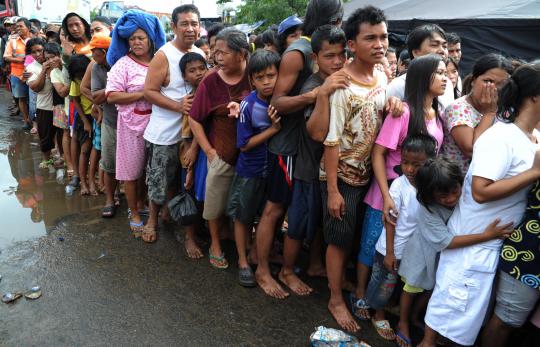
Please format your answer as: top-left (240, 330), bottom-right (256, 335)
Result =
top-left (144, 42), bottom-right (205, 145)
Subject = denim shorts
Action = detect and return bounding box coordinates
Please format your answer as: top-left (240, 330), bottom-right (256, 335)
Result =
top-left (10, 75), bottom-right (29, 98)
top-left (494, 270), bottom-right (540, 327)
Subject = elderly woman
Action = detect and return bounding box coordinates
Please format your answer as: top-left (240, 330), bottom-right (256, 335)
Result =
top-left (106, 10), bottom-right (166, 236)
top-left (189, 28), bottom-right (251, 269)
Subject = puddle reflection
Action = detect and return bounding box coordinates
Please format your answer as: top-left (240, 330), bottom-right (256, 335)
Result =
top-left (0, 129), bottom-right (104, 249)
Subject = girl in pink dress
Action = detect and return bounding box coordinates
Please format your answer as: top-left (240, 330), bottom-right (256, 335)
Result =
top-left (106, 28), bottom-right (155, 235)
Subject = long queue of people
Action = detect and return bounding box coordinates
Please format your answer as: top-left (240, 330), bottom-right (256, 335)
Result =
top-left (1, 1), bottom-right (540, 346)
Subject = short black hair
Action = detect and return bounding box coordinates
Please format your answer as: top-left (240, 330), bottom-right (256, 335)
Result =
top-left (387, 46), bottom-right (396, 55)
top-left (260, 29), bottom-right (279, 49)
top-left (248, 49), bottom-right (281, 77)
top-left (416, 157), bottom-right (464, 212)
top-left (401, 133), bottom-right (437, 159)
top-left (311, 24), bottom-right (346, 54)
top-left (446, 32), bottom-right (461, 45)
top-left (29, 18), bottom-right (41, 30)
top-left (44, 42), bottom-right (61, 56)
top-left (303, 0), bottom-right (343, 37)
top-left (68, 54), bottom-right (90, 80)
top-left (16, 17), bottom-right (32, 31)
top-left (172, 5), bottom-right (200, 25)
top-left (194, 37), bottom-right (208, 48)
top-left (179, 52), bottom-right (206, 76)
top-left (93, 16), bottom-right (112, 27)
top-left (25, 37), bottom-right (46, 55)
top-left (344, 6), bottom-right (387, 41)
top-left (207, 23), bottom-right (224, 42)
top-left (406, 24), bottom-right (446, 59)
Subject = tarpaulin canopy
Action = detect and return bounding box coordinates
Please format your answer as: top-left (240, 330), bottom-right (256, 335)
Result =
top-left (344, 0), bottom-right (540, 73)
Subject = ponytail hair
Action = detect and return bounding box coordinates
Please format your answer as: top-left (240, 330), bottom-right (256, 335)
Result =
top-left (416, 157), bottom-right (463, 213)
top-left (498, 63), bottom-right (540, 123)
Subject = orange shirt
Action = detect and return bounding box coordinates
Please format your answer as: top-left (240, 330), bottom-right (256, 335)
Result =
top-left (3, 35), bottom-right (29, 78)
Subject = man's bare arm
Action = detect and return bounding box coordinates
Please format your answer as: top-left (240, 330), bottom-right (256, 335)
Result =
top-left (144, 51), bottom-right (186, 113)
top-left (271, 50), bottom-right (317, 114)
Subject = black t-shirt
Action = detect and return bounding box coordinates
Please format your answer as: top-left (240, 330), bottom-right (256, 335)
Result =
top-left (294, 73), bottom-right (324, 182)
top-left (268, 37), bottom-right (313, 156)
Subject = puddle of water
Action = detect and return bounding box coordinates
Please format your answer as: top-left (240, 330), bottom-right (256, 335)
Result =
top-left (0, 124), bottom-right (104, 249)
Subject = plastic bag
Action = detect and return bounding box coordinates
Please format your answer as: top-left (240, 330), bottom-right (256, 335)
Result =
top-left (310, 326), bottom-right (370, 347)
top-left (167, 192), bottom-right (198, 226)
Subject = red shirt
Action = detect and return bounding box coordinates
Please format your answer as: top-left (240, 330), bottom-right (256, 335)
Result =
top-left (189, 70), bottom-right (251, 165)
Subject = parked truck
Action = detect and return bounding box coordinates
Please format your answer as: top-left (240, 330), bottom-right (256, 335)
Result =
top-left (0, 0), bottom-right (91, 24)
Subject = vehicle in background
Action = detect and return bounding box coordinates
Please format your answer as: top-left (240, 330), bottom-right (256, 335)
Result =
top-left (0, 0), bottom-right (91, 24)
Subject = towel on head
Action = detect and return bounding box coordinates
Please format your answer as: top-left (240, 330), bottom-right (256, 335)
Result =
top-left (107, 9), bottom-right (166, 66)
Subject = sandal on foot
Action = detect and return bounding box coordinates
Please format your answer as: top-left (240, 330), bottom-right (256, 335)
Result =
top-left (371, 319), bottom-right (395, 340)
top-left (349, 293), bottom-right (371, 320)
top-left (395, 331), bottom-right (412, 347)
top-left (141, 225), bottom-right (157, 243)
top-left (129, 220), bottom-right (144, 238)
top-left (101, 205), bottom-right (116, 218)
top-left (238, 266), bottom-right (256, 287)
top-left (209, 253), bottom-right (229, 270)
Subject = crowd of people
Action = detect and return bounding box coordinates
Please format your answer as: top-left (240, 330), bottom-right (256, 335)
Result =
top-left (1, 1), bottom-right (540, 346)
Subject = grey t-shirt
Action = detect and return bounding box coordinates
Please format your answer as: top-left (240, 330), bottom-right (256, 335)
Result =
top-left (268, 37), bottom-right (313, 156)
top-left (294, 73), bottom-right (324, 182)
top-left (398, 203), bottom-right (454, 290)
top-left (91, 63), bottom-right (118, 129)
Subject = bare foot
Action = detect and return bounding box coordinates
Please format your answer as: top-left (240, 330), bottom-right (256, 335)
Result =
top-left (80, 185), bottom-right (90, 196)
top-left (142, 224), bottom-right (157, 243)
top-left (307, 266), bottom-right (327, 278)
top-left (88, 182), bottom-right (99, 196)
top-left (256, 271), bottom-right (289, 299)
top-left (328, 300), bottom-right (360, 332)
top-left (184, 237), bottom-right (204, 259)
top-left (278, 270), bottom-right (313, 296)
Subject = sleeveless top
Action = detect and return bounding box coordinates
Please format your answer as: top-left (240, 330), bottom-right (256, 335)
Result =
top-left (143, 41), bottom-right (205, 145)
top-left (268, 37), bottom-right (313, 156)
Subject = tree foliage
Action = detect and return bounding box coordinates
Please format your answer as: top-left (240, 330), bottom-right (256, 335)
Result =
top-left (217, 0), bottom-right (309, 30)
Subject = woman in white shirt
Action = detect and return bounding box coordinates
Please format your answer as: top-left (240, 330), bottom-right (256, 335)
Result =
top-left (419, 63), bottom-right (540, 347)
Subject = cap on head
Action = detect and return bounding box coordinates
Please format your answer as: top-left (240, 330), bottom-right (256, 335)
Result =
top-left (84, 35), bottom-right (111, 51)
top-left (278, 15), bottom-right (302, 35)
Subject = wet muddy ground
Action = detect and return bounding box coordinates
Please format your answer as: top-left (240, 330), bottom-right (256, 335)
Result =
top-left (0, 90), bottom-right (394, 346)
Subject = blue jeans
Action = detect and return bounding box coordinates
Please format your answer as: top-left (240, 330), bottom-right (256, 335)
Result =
top-left (365, 251), bottom-right (399, 310)
top-left (358, 206), bottom-right (384, 266)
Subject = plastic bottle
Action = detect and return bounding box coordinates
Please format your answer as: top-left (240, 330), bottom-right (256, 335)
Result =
top-left (56, 168), bottom-right (65, 184)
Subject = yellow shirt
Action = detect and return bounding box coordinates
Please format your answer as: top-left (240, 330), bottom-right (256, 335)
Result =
top-left (69, 80), bottom-right (92, 115)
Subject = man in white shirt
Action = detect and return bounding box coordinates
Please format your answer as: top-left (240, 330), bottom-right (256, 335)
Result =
top-left (387, 24), bottom-right (455, 108)
top-left (142, 4), bottom-right (205, 246)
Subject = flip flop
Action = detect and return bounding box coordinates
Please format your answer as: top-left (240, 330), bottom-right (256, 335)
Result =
top-left (371, 319), bottom-right (396, 341)
top-left (395, 331), bottom-right (412, 347)
top-left (129, 220), bottom-right (144, 238)
top-left (209, 253), bottom-right (229, 270)
top-left (349, 293), bottom-right (371, 320)
top-left (142, 225), bottom-right (157, 243)
top-left (101, 205), bottom-right (116, 218)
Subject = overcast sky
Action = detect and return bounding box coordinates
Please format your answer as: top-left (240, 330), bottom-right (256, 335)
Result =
top-left (90, 0), bottom-right (243, 18)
